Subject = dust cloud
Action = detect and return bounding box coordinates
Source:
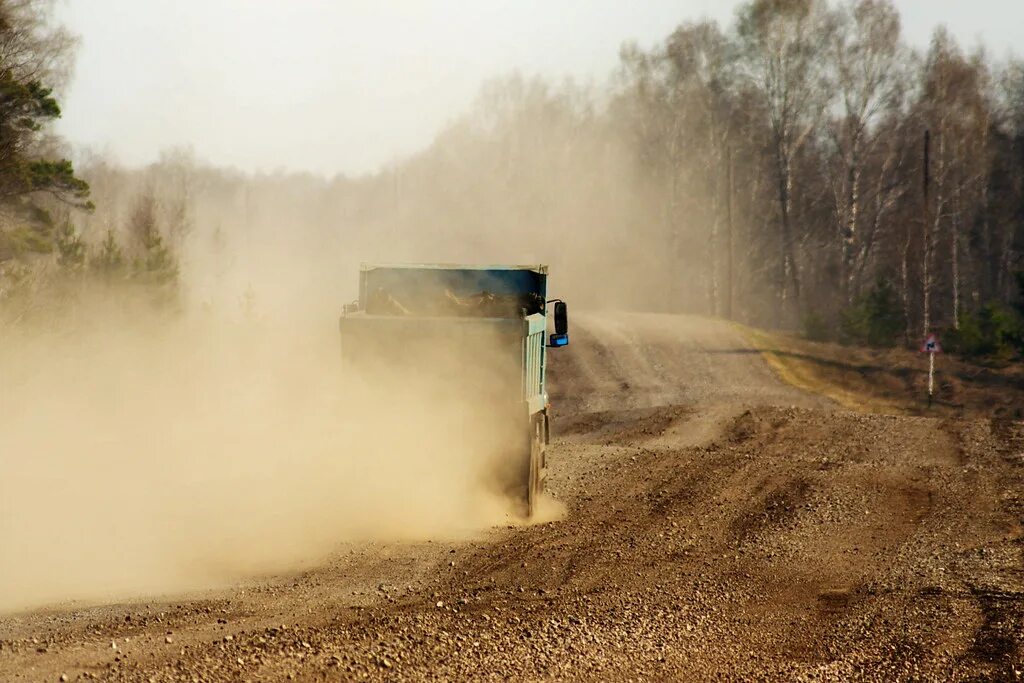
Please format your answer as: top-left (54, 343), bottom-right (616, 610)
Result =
top-left (2, 78), bottom-right (670, 617)
top-left (0, 287), bottom-right (543, 613)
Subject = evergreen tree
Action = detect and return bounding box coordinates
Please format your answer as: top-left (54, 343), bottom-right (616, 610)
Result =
top-left (0, 0), bottom-right (91, 262)
top-left (90, 228), bottom-right (124, 275)
top-left (127, 192), bottom-right (177, 285)
top-left (54, 219), bottom-right (83, 269)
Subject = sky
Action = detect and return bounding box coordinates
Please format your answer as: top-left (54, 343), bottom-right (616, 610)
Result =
top-left (54, 0), bottom-right (1023, 177)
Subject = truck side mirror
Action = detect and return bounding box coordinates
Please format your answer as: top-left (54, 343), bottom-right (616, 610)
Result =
top-left (548, 333), bottom-right (569, 347)
top-left (553, 301), bottom-right (568, 335)
top-left (548, 300), bottom-right (569, 347)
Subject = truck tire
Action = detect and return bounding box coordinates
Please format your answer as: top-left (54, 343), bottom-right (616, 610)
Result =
top-left (527, 413), bottom-right (546, 517)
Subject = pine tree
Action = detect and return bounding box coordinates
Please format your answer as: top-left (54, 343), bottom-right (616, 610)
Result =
top-left (0, 1), bottom-right (91, 262)
top-left (128, 192), bottom-right (178, 285)
top-left (54, 221), bottom-right (84, 269)
top-left (90, 229), bottom-right (124, 275)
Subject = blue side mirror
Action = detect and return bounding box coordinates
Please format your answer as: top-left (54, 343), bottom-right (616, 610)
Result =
top-left (548, 333), bottom-right (569, 348)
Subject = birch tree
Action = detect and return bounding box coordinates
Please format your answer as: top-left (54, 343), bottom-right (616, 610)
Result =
top-left (916, 29), bottom-right (990, 333)
top-left (736, 0), bottom-right (834, 318)
top-left (826, 0), bottom-right (906, 303)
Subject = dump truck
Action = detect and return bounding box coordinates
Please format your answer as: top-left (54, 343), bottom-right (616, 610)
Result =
top-left (338, 264), bottom-right (569, 516)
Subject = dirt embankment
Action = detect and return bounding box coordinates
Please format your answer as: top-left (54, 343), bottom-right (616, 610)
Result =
top-left (1, 313), bottom-right (1021, 682)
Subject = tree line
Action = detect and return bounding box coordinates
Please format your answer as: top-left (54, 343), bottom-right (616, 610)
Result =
top-left (612, 0), bottom-right (1024, 355)
top-left (2, 0), bottom-right (1024, 357)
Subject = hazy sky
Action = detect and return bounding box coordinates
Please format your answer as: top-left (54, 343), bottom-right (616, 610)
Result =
top-left (54, 0), bottom-right (1022, 176)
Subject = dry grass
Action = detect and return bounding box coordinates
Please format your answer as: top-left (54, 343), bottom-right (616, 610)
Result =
top-left (733, 323), bottom-right (1022, 418)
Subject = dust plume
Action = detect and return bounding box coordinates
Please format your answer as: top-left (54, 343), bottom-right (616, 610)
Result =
top-left (2, 76), bottom-right (661, 618)
top-left (0, 287), bottom-right (538, 613)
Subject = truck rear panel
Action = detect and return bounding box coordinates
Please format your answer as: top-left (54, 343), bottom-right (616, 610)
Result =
top-left (338, 312), bottom-right (547, 415)
top-left (338, 263), bottom-right (559, 516)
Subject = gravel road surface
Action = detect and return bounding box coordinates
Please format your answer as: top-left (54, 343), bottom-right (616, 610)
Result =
top-left (2, 313), bottom-right (1021, 681)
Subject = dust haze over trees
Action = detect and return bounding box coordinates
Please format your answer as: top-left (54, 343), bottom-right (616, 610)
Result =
top-left (3, 0), bottom-right (1024, 355)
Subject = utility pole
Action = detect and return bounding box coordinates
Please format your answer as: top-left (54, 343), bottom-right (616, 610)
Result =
top-left (725, 147), bottom-right (734, 320)
top-left (922, 129), bottom-right (932, 338)
top-left (922, 129), bottom-right (936, 409)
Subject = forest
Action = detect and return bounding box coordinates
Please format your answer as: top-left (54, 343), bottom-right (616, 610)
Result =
top-left (2, 0), bottom-right (1024, 356)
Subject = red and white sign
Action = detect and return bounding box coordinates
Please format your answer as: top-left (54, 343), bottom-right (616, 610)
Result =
top-left (920, 333), bottom-right (942, 354)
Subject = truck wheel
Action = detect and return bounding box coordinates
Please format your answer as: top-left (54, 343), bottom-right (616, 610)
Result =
top-left (527, 415), bottom-right (546, 517)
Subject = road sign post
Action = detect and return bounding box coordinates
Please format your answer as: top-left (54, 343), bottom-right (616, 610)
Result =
top-left (920, 334), bottom-right (942, 407)
top-left (928, 350), bottom-right (935, 407)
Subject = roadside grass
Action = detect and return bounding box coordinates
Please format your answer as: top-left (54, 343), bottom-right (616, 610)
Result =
top-left (566, 315), bottom-right (1024, 419)
top-left (733, 323), bottom-right (1024, 419)
top-left (738, 324), bottom-right (912, 414)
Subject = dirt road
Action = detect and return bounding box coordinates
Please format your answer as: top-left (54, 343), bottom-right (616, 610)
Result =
top-left (2, 313), bottom-right (1022, 681)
